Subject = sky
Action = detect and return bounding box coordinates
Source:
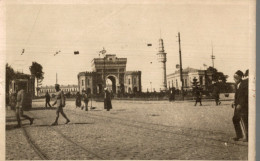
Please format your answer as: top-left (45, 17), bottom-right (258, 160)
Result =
top-left (5, 0), bottom-right (255, 91)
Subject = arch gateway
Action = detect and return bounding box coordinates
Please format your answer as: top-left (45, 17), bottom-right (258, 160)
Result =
top-left (78, 54), bottom-right (142, 95)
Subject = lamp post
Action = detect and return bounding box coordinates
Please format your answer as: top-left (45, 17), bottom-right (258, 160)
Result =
top-left (99, 47), bottom-right (106, 91)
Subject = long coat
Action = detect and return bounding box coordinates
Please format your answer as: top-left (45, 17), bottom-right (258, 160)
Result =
top-left (75, 93), bottom-right (82, 107)
top-left (104, 91), bottom-right (112, 110)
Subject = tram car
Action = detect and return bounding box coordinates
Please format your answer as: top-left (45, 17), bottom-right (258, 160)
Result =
top-left (9, 74), bottom-right (35, 110)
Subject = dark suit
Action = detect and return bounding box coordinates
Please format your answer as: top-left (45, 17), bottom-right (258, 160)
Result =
top-left (233, 79), bottom-right (248, 139)
top-left (104, 90), bottom-right (112, 111)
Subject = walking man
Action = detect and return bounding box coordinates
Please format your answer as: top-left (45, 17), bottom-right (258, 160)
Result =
top-left (51, 84), bottom-right (70, 126)
top-left (232, 70), bottom-right (248, 141)
top-left (16, 85), bottom-right (34, 128)
top-left (45, 91), bottom-right (52, 108)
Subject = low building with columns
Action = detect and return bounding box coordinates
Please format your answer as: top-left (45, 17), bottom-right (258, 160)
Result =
top-left (167, 67), bottom-right (213, 91)
top-left (39, 84), bottom-right (79, 96)
top-left (78, 54), bottom-right (142, 94)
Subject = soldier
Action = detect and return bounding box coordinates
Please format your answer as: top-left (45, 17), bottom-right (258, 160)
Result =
top-left (51, 84), bottom-right (70, 126)
top-left (15, 85), bottom-right (34, 128)
top-left (104, 88), bottom-right (112, 111)
top-left (232, 70), bottom-right (248, 142)
top-left (45, 91), bottom-right (52, 108)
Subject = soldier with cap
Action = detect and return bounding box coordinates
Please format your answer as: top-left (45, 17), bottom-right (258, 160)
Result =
top-left (15, 85), bottom-right (34, 128)
top-left (51, 84), bottom-right (70, 126)
top-left (232, 70), bottom-right (248, 141)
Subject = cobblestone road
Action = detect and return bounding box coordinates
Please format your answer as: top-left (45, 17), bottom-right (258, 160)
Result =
top-left (6, 99), bottom-right (248, 160)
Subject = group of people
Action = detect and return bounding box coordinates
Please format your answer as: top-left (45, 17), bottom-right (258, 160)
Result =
top-left (232, 69), bottom-right (249, 142)
top-left (75, 87), bottom-right (113, 111)
top-left (75, 90), bottom-right (90, 111)
top-left (11, 71), bottom-right (249, 142)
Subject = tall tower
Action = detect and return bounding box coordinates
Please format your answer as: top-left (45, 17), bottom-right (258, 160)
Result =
top-left (157, 38), bottom-right (167, 91)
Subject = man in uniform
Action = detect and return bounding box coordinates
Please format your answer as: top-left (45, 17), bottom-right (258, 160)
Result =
top-left (232, 70), bottom-right (248, 142)
top-left (51, 84), bottom-right (70, 126)
top-left (16, 85), bottom-right (34, 128)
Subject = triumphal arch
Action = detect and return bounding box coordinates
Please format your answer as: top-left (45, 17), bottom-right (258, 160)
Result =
top-left (78, 54), bottom-right (142, 94)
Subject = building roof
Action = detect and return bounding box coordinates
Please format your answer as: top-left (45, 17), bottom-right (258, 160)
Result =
top-left (41, 84), bottom-right (78, 89)
top-left (125, 71), bottom-right (141, 75)
top-left (167, 67), bottom-right (205, 76)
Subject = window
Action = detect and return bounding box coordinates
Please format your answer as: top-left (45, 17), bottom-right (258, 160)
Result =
top-left (200, 76), bottom-right (203, 85)
top-left (82, 80), bottom-right (84, 86)
top-left (172, 80), bottom-right (174, 87)
top-left (87, 79), bottom-right (90, 86)
top-left (128, 78), bottom-right (131, 85)
top-left (185, 79), bottom-right (187, 87)
top-left (133, 78), bottom-right (136, 85)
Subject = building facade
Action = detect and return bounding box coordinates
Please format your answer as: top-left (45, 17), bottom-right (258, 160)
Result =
top-left (39, 84), bottom-right (79, 96)
top-left (167, 67), bottom-right (213, 91)
top-left (78, 54), bottom-right (142, 94)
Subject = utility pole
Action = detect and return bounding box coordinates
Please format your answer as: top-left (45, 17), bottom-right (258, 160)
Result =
top-left (211, 43), bottom-right (215, 68)
top-left (178, 32), bottom-right (184, 100)
top-left (56, 73), bottom-right (58, 84)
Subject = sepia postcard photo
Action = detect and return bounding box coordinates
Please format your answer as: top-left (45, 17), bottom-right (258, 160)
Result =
top-left (0, 0), bottom-right (256, 160)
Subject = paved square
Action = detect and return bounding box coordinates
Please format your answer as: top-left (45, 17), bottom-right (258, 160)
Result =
top-left (6, 99), bottom-right (248, 160)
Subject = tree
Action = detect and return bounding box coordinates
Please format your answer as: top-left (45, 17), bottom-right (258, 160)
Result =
top-left (207, 66), bottom-right (229, 93)
top-left (29, 62), bottom-right (44, 96)
top-left (6, 63), bottom-right (15, 93)
top-left (207, 66), bottom-right (228, 83)
top-left (191, 77), bottom-right (199, 88)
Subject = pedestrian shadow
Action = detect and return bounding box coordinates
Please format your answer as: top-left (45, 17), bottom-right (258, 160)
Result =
top-left (31, 122), bottom-right (95, 127)
top-left (25, 107), bottom-right (56, 111)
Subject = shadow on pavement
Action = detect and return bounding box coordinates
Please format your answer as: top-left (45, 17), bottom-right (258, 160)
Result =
top-left (25, 107), bottom-right (56, 111)
top-left (6, 124), bottom-right (19, 130)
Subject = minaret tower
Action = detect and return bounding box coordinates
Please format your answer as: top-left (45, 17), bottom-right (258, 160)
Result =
top-left (157, 38), bottom-right (167, 91)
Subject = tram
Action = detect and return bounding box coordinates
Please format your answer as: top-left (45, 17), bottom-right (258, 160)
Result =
top-left (9, 74), bottom-right (35, 110)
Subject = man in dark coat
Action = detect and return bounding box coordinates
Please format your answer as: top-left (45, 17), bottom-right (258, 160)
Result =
top-left (232, 70), bottom-right (248, 142)
top-left (104, 88), bottom-right (112, 111)
top-left (212, 83), bottom-right (221, 106)
top-left (45, 91), bottom-right (52, 108)
top-left (194, 86), bottom-right (202, 106)
top-left (75, 92), bottom-right (82, 108)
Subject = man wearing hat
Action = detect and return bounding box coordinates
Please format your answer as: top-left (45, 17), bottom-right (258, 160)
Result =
top-left (104, 88), bottom-right (112, 111)
top-left (232, 70), bottom-right (248, 141)
top-left (51, 84), bottom-right (70, 125)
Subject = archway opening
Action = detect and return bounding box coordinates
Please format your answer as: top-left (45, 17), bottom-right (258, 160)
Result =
top-left (106, 76), bottom-right (116, 94)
